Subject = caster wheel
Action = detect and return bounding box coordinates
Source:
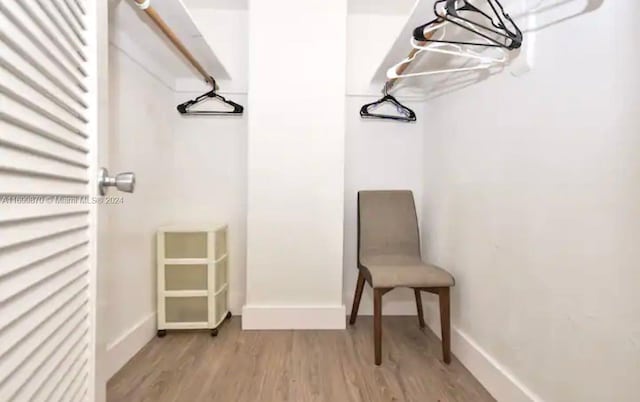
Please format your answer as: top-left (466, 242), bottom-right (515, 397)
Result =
top-left (225, 311), bottom-right (232, 320)
top-left (157, 330), bottom-right (167, 338)
top-left (211, 328), bottom-right (218, 337)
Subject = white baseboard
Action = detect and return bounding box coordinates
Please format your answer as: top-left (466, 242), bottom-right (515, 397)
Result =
top-left (422, 314), bottom-right (543, 402)
top-left (242, 305), bottom-right (346, 330)
top-left (228, 291), bottom-right (245, 316)
top-left (106, 312), bottom-right (157, 380)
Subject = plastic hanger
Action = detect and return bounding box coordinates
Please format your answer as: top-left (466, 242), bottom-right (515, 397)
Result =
top-left (411, 39), bottom-right (508, 63)
top-left (445, 0), bottom-right (522, 48)
top-left (387, 26), bottom-right (506, 81)
top-left (414, 0), bottom-right (522, 50)
top-left (176, 77), bottom-right (244, 115)
top-left (359, 82), bottom-right (416, 122)
top-left (387, 48), bottom-right (497, 80)
top-left (410, 21), bottom-right (508, 64)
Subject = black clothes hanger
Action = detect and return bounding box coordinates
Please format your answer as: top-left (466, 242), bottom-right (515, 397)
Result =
top-left (445, 0), bottom-right (522, 48)
top-left (360, 82), bottom-right (416, 122)
top-left (414, 0), bottom-right (522, 50)
top-left (176, 77), bottom-right (244, 115)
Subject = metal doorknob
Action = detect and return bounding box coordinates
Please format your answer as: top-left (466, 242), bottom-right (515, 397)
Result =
top-left (98, 168), bottom-right (135, 195)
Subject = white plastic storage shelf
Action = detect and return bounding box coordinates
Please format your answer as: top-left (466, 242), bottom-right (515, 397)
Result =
top-left (156, 224), bottom-right (230, 337)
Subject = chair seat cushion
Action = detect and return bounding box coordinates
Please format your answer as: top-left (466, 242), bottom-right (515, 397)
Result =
top-left (360, 254), bottom-right (455, 288)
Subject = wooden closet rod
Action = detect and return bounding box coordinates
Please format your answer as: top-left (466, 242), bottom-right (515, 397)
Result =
top-left (386, 27), bottom-right (437, 91)
top-left (132, 0), bottom-right (215, 87)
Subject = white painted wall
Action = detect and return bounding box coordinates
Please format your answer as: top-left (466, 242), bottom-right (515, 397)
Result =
top-left (168, 92), bottom-right (248, 313)
top-left (105, 44), bottom-right (174, 378)
top-left (105, 6), bottom-right (249, 378)
top-left (419, 1), bottom-right (640, 401)
top-left (347, 13), bottom-right (408, 96)
top-left (179, 7), bottom-right (249, 93)
top-left (343, 4), bottom-right (428, 315)
top-left (243, 0), bottom-right (347, 329)
top-left (343, 98), bottom-right (425, 315)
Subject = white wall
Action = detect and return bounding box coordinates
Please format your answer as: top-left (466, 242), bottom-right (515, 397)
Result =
top-left (346, 12), bottom-right (409, 96)
top-left (343, 97), bottom-right (425, 315)
top-left (420, 1), bottom-right (640, 401)
top-left (243, 0), bottom-right (347, 329)
top-left (105, 45), bottom-right (175, 378)
top-left (106, 8), bottom-right (249, 378)
top-left (343, 4), bottom-right (427, 315)
top-left (184, 3), bottom-right (425, 323)
top-left (182, 7), bottom-right (248, 93)
top-left (168, 92), bottom-right (248, 313)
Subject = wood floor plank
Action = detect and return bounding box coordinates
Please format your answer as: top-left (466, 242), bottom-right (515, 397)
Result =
top-left (107, 317), bottom-right (495, 402)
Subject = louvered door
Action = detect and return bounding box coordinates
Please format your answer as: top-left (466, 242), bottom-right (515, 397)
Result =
top-left (0, 1), bottom-right (105, 401)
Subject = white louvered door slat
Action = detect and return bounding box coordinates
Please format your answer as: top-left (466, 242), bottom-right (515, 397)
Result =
top-left (33, 0), bottom-right (87, 61)
top-left (0, 171), bottom-right (89, 196)
top-left (1, 9), bottom-right (87, 97)
top-left (1, 202), bottom-right (90, 224)
top-left (73, 0), bottom-right (86, 16)
top-left (0, 56), bottom-right (87, 123)
top-left (0, 228), bottom-right (88, 274)
top-left (3, 2), bottom-right (88, 89)
top-left (0, 120), bottom-right (89, 169)
top-left (63, 0), bottom-right (85, 31)
top-left (0, 96), bottom-right (88, 151)
top-left (0, 242), bottom-right (90, 302)
top-left (13, 1), bottom-right (88, 78)
top-left (0, 142), bottom-right (88, 182)
top-left (42, 344), bottom-right (88, 402)
top-left (0, 0), bottom-right (104, 401)
top-left (0, 77), bottom-right (87, 136)
top-left (0, 277), bottom-right (88, 358)
top-left (52, 0), bottom-right (85, 45)
top-left (0, 213), bottom-right (90, 250)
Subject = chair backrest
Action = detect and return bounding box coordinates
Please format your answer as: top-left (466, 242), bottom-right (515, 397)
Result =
top-left (358, 190), bottom-right (421, 264)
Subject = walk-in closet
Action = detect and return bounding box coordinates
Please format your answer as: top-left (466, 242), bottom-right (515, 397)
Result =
top-left (1, 1), bottom-right (638, 401)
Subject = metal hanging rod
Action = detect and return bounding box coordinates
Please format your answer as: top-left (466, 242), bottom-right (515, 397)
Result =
top-left (132, 0), bottom-right (216, 88)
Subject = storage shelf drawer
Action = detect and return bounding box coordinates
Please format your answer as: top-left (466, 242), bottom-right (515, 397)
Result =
top-left (165, 296), bottom-right (208, 323)
top-left (165, 264), bottom-right (207, 291)
top-left (164, 232), bottom-right (207, 258)
top-left (157, 224), bottom-right (229, 331)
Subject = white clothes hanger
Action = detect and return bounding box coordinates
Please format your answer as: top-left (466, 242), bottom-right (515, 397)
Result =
top-left (386, 49), bottom-right (496, 79)
top-left (386, 18), bottom-right (507, 80)
top-left (410, 39), bottom-right (508, 63)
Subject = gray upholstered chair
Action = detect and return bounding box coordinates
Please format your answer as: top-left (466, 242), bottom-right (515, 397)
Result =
top-left (349, 190), bottom-right (455, 365)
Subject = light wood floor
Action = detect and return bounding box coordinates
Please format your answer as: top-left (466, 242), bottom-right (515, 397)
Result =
top-left (107, 317), bottom-right (494, 402)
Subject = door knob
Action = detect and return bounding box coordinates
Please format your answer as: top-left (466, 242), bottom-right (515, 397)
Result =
top-left (98, 168), bottom-right (135, 195)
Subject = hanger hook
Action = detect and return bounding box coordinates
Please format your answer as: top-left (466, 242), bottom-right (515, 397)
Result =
top-left (383, 81), bottom-right (392, 96)
top-left (208, 75), bottom-right (218, 91)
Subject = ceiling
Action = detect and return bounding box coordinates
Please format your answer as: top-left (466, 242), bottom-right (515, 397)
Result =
top-left (183, 0), bottom-right (248, 10)
top-left (109, 0), bottom-right (229, 86)
top-left (184, 0), bottom-right (416, 15)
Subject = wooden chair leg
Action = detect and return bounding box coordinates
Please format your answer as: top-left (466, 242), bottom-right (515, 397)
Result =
top-left (349, 271), bottom-right (366, 325)
top-left (373, 288), bottom-right (383, 365)
top-left (438, 287), bottom-right (451, 364)
top-left (414, 289), bottom-right (425, 328)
